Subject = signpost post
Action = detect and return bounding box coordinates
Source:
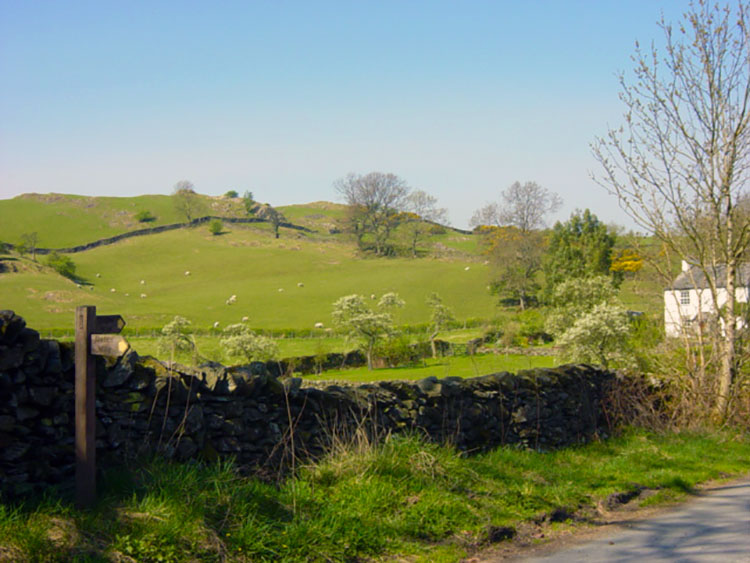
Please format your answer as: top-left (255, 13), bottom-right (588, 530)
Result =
top-left (74, 306), bottom-right (127, 509)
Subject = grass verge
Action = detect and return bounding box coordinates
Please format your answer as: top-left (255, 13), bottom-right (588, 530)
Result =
top-left (2, 428), bottom-right (749, 562)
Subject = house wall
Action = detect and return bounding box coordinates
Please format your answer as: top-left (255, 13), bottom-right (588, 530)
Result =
top-left (664, 287), bottom-right (749, 337)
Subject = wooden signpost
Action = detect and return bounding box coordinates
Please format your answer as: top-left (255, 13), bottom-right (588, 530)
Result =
top-left (75, 306), bottom-right (128, 508)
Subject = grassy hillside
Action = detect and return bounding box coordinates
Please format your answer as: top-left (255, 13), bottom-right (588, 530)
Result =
top-left (1, 221), bottom-right (496, 331)
top-left (0, 193), bottom-right (248, 248)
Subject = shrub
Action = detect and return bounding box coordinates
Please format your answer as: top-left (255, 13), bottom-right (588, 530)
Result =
top-left (135, 210), bottom-right (156, 223)
top-left (224, 190), bottom-right (239, 198)
top-left (208, 219), bottom-right (223, 235)
top-left (46, 251), bottom-right (76, 280)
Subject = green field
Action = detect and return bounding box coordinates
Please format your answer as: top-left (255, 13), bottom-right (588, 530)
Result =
top-left (304, 353), bottom-right (556, 383)
top-left (1, 211), bottom-right (494, 331)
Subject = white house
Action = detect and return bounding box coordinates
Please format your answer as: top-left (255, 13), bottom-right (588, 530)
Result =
top-left (664, 260), bottom-right (750, 337)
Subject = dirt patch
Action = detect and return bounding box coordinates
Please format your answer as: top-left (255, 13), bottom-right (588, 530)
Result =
top-left (43, 291), bottom-right (74, 303)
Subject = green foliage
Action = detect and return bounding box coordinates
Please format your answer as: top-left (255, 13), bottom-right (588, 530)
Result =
top-left (208, 219), bottom-right (223, 235)
top-left (45, 251), bottom-right (76, 280)
top-left (332, 292), bottom-right (405, 369)
top-left (517, 309), bottom-right (549, 344)
top-left (157, 316), bottom-right (196, 364)
top-left (544, 209), bottom-right (618, 299)
top-left (135, 210), bottom-right (156, 223)
top-left (220, 323), bottom-right (279, 363)
top-left (546, 276), bottom-right (632, 368)
top-left (224, 190), bottom-right (239, 198)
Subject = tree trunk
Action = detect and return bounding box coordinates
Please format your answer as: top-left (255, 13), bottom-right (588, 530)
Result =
top-left (716, 245), bottom-right (737, 422)
top-left (367, 342), bottom-right (374, 370)
top-left (430, 332), bottom-right (438, 358)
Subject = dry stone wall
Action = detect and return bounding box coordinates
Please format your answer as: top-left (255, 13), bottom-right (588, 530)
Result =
top-left (1, 310), bottom-right (616, 500)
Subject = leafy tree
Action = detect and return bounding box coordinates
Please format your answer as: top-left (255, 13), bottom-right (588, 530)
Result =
top-left (545, 276), bottom-right (632, 368)
top-left (46, 251), bottom-right (76, 280)
top-left (208, 219), bottom-right (223, 235)
top-left (220, 324), bottom-right (279, 363)
top-left (19, 232), bottom-right (39, 261)
top-left (224, 190), bottom-right (239, 198)
top-left (135, 210), bottom-right (156, 223)
top-left (332, 292), bottom-right (404, 370)
top-left (401, 190), bottom-right (449, 257)
top-left (243, 191), bottom-right (256, 215)
top-left (256, 204), bottom-right (285, 238)
top-left (592, 1), bottom-right (750, 419)
top-left (471, 181), bottom-right (561, 309)
top-left (157, 316), bottom-right (197, 367)
top-left (543, 209), bottom-right (618, 299)
top-left (426, 292), bottom-right (455, 358)
top-left (335, 172), bottom-right (411, 255)
top-left (172, 180), bottom-right (205, 222)
top-left (485, 227), bottom-right (544, 310)
top-left (0, 241), bottom-right (7, 255)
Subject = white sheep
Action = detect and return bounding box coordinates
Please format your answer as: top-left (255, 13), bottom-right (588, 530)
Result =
top-left (110, 288), bottom-right (116, 293)
top-left (225, 294), bottom-right (237, 305)
top-left (213, 321), bottom-right (220, 329)
top-left (278, 288), bottom-right (284, 292)
top-left (140, 293), bottom-right (147, 298)
top-left (314, 322), bottom-right (324, 329)
top-left (140, 280), bottom-right (145, 285)
top-left (297, 282), bottom-right (304, 287)
top-left (241, 316), bottom-right (249, 322)
top-left (370, 294), bottom-right (376, 300)
top-left (464, 266), bottom-right (470, 271)
top-left (96, 273), bottom-right (101, 278)
top-left (185, 270), bottom-right (191, 276)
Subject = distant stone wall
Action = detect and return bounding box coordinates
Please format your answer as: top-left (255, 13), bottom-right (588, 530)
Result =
top-left (4, 216), bottom-right (313, 256)
top-left (0, 310), bottom-right (616, 500)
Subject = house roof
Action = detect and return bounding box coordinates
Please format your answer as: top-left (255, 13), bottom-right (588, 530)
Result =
top-left (670, 263), bottom-right (750, 290)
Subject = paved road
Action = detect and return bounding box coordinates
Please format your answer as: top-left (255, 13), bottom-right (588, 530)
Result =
top-left (520, 478), bottom-right (750, 562)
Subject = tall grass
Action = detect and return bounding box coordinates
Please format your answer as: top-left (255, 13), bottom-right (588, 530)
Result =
top-left (1, 429), bottom-right (748, 562)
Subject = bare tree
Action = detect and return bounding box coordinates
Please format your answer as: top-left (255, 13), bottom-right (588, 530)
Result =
top-left (401, 190), bottom-right (449, 257)
top-left (592, 0), bottom-right (750, 420)
top-left (334, 172), bottom-right (411, 255)
top-left (172, 180), bottom-right (204, 222)
top-left (470, 181), bottom-right (562, 232)
top-left (256, 204), bottom-right (286, 238)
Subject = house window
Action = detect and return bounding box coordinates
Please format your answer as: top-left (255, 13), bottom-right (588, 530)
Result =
top-left (680, 290), bottom-right (690, 305)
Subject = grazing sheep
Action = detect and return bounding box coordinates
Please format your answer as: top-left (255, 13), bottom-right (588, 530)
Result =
top-left (241, 316), bottom-right (249, 322)
top-left (314, 322), bottom-right (324, 329)
top-left (125, 293), bottom-right (129, 297)
top-left (213, 321), bottom-right (220, 329)
top-left (110, 288), bottom-right (116, 293)
top-left (96, 273), bottom-right (101, 278)
top-left (226, 295), bottom-right (237, 305)
top-left (297, 282), bottom-right (304, 287)
top-left (140, 293), bottom-right (147, 298)
top-left (184, 271), bottom-right (191, 276)
top-left (278, 288), bottom-right (284, 292)
top-left (370, 294), bottom-right (376, 300)
top-left (140, 280), bottom-right (145, 285)
top-left (464, 266), bottom-right (470, 271)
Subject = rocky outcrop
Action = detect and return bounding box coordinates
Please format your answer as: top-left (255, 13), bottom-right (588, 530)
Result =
top-left (0, 311), bottom-right (615, 500)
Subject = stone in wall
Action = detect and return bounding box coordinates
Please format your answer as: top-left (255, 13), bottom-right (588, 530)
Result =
top-left (0, 310), bottom-right (616, 501)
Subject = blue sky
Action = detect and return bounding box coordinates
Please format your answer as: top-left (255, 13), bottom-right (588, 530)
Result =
top-left (0, 1), bottom-right (688, 229)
